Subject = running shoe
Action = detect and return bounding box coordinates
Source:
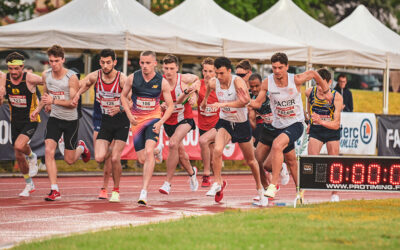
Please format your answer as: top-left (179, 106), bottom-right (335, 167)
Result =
top-left (38, 161), bottom-right (47, 171)
top-left (58, 136), bottom-right (65, 156)
top-left (45, 190), bottom-right (61, 201)
top-left (78, 140), bottom-right (91, 163)
top-left (253, 189), bottom-right (268, 207)
top-left (159, 181), bottom-right (171, 195)
top-left (206, 182), bottom-right (220, 196)
top-left (27, 152), bottom-right (38, 177)
top-left (138, 189), bottom-right (147, 206)
top-left (215, 180), bottom-right (227, 203)
top-left (154, 143), bottom-right (164, 164)
top-left (189, 166), bottom-right (199, 191)
top-left (280, 163), bottom-right (290, 185)
top-left (264, 184), bottom-right (278, 198)
top-left (19, 183), bottom-right (35, 197)
top-left (98, 189), bottom-right (108, 199)
top-left (201, 175), bottom-right (211, 187)
top-left (331, 194), bottom-right (340, 202)
top-left (109, 191), bottom-right (120, 202)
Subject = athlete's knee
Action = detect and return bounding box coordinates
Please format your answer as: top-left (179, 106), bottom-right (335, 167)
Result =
top-left (144, 147), bottom-right (154, 159)
top-left (168, 138), bottom-right (180, 150)
top-left (271, 140), bottom-right (286, 152)
top-left (137, 154), bottom-right (145, 165)
top-left (45, 147), bottom-right (56, 159)
top-left (64, 156), bottom-right (75, 165)
top-left (246, 158), bottom-right (258, 168)
top-left (199, 136), bottom-right (209, 147)
top-left (95, 154), bottom-right (106, 164)
top-left (213, 146), bottom-right (224, 158)
top-left (111, 155), bottom-right (120, 166)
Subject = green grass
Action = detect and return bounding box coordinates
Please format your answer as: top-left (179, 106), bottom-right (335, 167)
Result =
top-left (14, 199), bottom-right (400, 249)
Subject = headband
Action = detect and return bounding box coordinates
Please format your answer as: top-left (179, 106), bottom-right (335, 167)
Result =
top-left (7, 60), bottom-right (24, 66)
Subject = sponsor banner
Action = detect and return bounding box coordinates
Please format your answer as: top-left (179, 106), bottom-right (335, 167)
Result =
top-left (121, 110), bottom-right (244, 160)
top-left (295, 112), bottom-right (377, 155)
top-left (377, 115), bottom-right (400, 156)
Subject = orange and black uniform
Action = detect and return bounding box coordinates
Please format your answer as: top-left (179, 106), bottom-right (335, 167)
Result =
top-left (5, 72), bottom-right (40, 144)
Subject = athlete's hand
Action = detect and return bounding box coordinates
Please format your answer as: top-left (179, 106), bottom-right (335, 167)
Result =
top-left (152, 120), bottom-right (162, 134)
top-left (200, 99), bottom-right (207, 111)
top-left (237, 88), bottom-right (250, 105)
top-left (128, 115), bottom-right (138, 126)
top-left (30, 109), bottom-right (39, 121)
top-left (44, 104), bottom-right (52, 113)
top-left (42, 93), bottom-right (53, 105)
top-left (72, 94), bottom-right (80, 106)
top-left (323, 91), bottom-right (333, 104)
top-left (107, 106), bottom-right (120, 117)
top-left (311, 113), bottom-right (321, 125)
top-left (160, 102), bottom-right (167, 112)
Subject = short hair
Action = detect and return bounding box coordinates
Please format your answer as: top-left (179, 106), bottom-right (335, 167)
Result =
top-left (47, 45), bottom-right (65, 58)
top-left (201, 57), bottom-right (214, 67)
top-left (214, 57), bottom-right (232, 70)
top-left (249, 73), bottom-right (262, 82)
top-left (317, 68), bottom-right (331, 82)
top-left (271, 52), bottom-right (288, 65)
top-left (140, 50), bottom-right (156, 59)
top-left (100, 49), bottom-right (116, 60)
top-left (338, 73), bottom-right (347, 80)
top-left (162, 54), bottom-right (179, 65)
top-left (236, 59), bottom-right (252, 71)
top-left (6, 52), bottom-right (25, 64)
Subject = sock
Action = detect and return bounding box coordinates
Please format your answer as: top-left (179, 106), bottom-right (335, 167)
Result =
top-left (23, 174), bottom-right (33, 185)
top-left (113, 187), bottom-right (119, 193)
top-left (78, 145), bottom-right (85, 154)
top-left (51, 184), bottom-right (59, 191)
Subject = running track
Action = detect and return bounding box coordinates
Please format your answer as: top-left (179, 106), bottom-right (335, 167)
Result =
top-left (1, 174), bottom-right (399, 248)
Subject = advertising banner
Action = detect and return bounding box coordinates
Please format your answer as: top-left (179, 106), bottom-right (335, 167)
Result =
top-left (377, 115), bottom-right (400, 156)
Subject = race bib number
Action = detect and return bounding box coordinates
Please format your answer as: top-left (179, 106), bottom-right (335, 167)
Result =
top-left (222, 107), bottom-right (238, 119)
top-left (276, 106), bottom-right (295, 117)
top-left (200, 105), bottom-right (218, 116)
top-left (100, 97), bottom-right (120, 115)
top-left (319, 114), bottom-right (332, 122)
top-left (50, 91), bottom-right (66, 100)
top-left (9, 95), bottom-right (27, 108)
top-left (173, 103), bottom-right (184, 113)
top-left (260, 113), bottom-right (273, 124)
top-left (137, 97), bottom-right (156, 111)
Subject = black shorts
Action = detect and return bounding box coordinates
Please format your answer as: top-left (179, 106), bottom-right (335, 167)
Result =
top-left (93, 117), bottom-right (101, 132)
top-left (274, 122), bottom-right (303, 153)
top-left (215, 119), bottom-right (251, 143)
top-left (164, 119), bottom-right (196, 138)
top-left (11, 121), bottom-right (38, 145)
top-left (309, 125), bottom-right (340, 144)
top-left (258, 126), bottom-right (294, 153)
top-left (132, 118), bottom-right (160, 152)
top-left (252, 123), bottom-right (263, 146)
top-left (45, 117), bottom-right (79, 150)
top-left (97, 113), bottom-right (130, 143)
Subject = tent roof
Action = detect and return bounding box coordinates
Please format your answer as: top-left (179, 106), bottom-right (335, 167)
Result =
top-left (331, 5), bottom-right (400, 69)
top-left (0, 0), bottom-right (223, 56)
top-left (249, 0), bottom-right (386, 69)
top-left (161, 0), bottom-right (307, 62)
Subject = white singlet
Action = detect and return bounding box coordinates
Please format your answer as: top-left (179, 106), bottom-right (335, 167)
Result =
top-left (215, 75), bottom-right (248, 123)
top-left (268, 73), bottom-right (304, 129)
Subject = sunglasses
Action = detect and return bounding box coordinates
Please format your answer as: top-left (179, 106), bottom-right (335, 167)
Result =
top-left (236, 73), bottom-right (248, 78)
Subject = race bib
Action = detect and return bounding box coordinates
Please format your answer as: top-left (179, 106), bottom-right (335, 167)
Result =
top-left (276, 106), bottom-right (295, 117)
top-left (319, 114), bottom-right (332, 122)
top-left (137, 97), bottom-right (156, 111)
top-left (260, 113), bottom-right (273, 124)
top-left (8, 95), bottom-right (27, 108)
top-left (200, 105), bottom-right (218, 116)
top-left (50, 91), bottom-right (66, 100)
top-left (173, 103), bottom-right (184, 113)
top-left (222, 107), bottom-right (238, 119)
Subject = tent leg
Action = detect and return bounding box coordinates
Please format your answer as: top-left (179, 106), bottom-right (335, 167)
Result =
top-left (123, 50), bottom-right (128, 75)
top-left (383, 67), bottom-right (390, 114)
top-left (83, 53), bottom-right (92, 104)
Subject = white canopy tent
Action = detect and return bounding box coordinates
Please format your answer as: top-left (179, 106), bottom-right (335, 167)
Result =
top-left (249, 0), bottom-right (386, 69)
top-left (0, 0), bottom-right (224, 74)
top-left (331, 5), bottom-right (400, 114)
top-left (161, 0), bottom-right (308, 62)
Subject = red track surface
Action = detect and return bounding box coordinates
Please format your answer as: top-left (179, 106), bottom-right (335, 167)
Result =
top-left (1, 174), bottom-right (399, 248)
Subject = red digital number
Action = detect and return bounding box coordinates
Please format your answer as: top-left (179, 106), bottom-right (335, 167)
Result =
top-left (367, 164), bottom-right (381, 185)
top-left (389, 164), bottom-right (400, 185)
top-left (351, 163), bottom-right (365, 184)
top-left (330, 163), bottom-right (343, 184)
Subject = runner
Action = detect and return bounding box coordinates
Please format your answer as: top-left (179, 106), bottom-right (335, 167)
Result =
top-left (30, 45), bottom-right (90, 201)
top-left (247, 73), bottom-right (290, 201)
top-left (197, 57), bottom-right (219, 188)
top-left (240, 52), bottom-right (332, 199)
top-left (120, 50), bottom-right (174, 206)
top-left (306, 68), bottom-right (343, 202)
top-left (158, 54), bottom-right (200, 195)
top-left (73, 49), bottom-right (129, 202)
top-left (235, 59), bottom-right (252, 88)
top-left (200, 57), bottom-right (267, 206)
top-left (0, 52), bottom-right (42, 197)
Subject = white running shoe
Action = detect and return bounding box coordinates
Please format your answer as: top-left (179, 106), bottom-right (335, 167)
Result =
top-left (206, 182), bottom-right (221, 196)
top-left (264, 184), bottom-right (278, 198)
top-left (159, 181), bottom-right (171, 195)
top-left (280, 163), bottom-right (290, 186)
top-left (27, 153), bottom-right (38, 177)
top-left (253, 189), bottom-right (268, 207)
top-left (331, 194), bottom-right (340, 202)
top-left (19, 183), bottom-right (35, 197)
top-left (189, 166), bottom-right (199, 191)
top-left (109, 191), bottom-right (120, 202)
top-left (138, 189), bottom-right (148, 206)
top-left (39, 162), bottom-right (46, 171)
top-left (58, 136), bottom-right (65, 156)
top-left (154, 144), bottom-right (164, 164)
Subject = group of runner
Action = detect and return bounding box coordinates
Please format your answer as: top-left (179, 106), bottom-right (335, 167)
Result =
top-left (0, 46), bottom-right (343, 205)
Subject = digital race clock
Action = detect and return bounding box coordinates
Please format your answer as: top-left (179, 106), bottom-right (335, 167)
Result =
top-left (299, 156), bottom-right (400, 192)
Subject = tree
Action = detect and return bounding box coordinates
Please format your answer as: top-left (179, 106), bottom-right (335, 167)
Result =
top-left (0, 0), bottom-right (35, 25)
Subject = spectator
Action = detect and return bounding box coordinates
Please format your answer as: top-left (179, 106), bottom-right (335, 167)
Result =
top-left (334, 73), bottom-right (353, 112)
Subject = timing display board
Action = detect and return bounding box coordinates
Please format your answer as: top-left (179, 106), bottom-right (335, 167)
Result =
top-left (299, 156), bottom-right (400, 192)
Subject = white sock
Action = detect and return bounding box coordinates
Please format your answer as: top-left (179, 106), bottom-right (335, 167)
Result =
top-left (78, 145), bottom-right (85, 153)
top-left (51, 184), bottom-right (59, 191)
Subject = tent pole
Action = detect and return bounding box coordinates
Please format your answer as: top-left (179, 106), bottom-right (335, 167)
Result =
top-left (123, 50), bottom-right (128, 75)
top-left (383, 55), bottom-right (390, 114)
top-left (83, 53), bottom-right (92, 104)
top-left (306, 47), bottom-right (312, 89)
